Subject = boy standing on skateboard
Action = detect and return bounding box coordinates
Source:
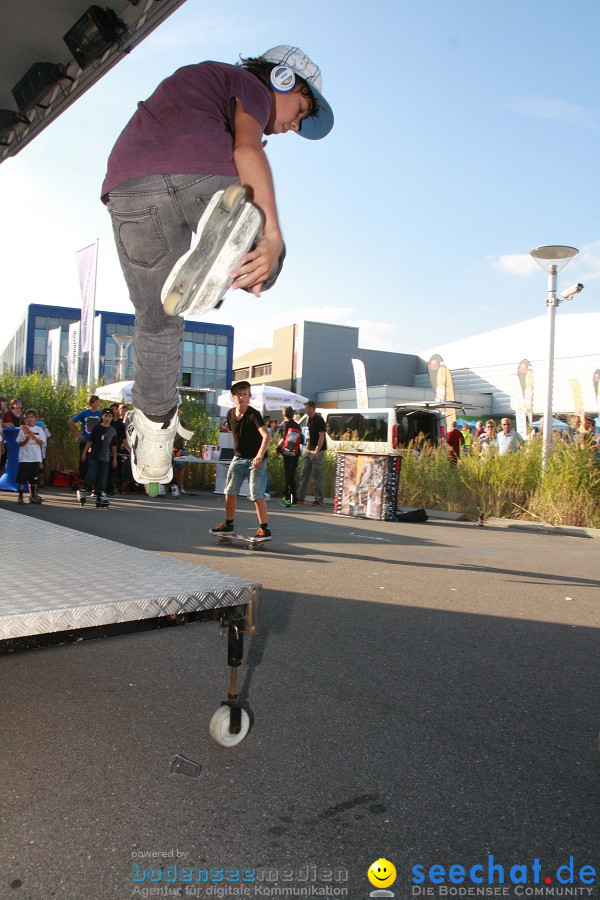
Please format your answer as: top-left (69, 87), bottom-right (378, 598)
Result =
top-left (101, 46), bottom-right (333, 491)
top-left (211, 381), bottom-right (271, 539)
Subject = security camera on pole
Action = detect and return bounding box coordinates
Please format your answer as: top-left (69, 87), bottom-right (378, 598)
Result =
top-left (529, 245), bottom-right (584, 472)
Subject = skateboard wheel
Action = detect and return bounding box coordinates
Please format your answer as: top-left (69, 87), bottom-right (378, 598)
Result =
top-left (221, 184), bottom-right (247, 213)
top-left (163, 290), bottom-right (184, 316)
top-left (147, 482), bottom-right (160, 498)
top-left (209, 705), bottom-right (250, 747)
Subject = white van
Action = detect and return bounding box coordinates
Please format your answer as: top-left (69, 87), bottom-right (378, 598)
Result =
top-left (318, 403), bottom-right (456, 452)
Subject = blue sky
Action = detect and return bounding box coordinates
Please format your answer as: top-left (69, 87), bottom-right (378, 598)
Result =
top-left (1, 0), bottom-right (599, 359)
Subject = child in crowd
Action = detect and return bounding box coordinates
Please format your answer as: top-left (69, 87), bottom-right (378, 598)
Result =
top-left (76, 409), bottom-right (117, 508)
top-left (16, 408), bottom-right (46, 504)
top-left (211, 381), bottom-right (271, 539)
top-left (102, 45), bottom-right (333, 490)
top-left (277, 406), bottom-right (302, 505)
top-left (35, 413), bottom-right (51, 487)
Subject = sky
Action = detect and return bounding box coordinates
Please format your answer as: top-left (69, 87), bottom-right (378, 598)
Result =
top-left (1, 0), bottom-right (599, 362)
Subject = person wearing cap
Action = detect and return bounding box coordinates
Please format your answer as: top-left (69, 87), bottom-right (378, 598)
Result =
top-left (69, 394), bottom-right (102, 482)
top-left (102, 44), bottom-right (333, 494)
top-left (76, 409), bottom-right (118, 507)
top-left (211, 381), bottom-right (272, 539)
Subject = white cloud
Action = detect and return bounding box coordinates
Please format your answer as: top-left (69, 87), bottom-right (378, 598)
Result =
top-left (508, 96), bottom-right (600, 131)
top-left (493, 253), bottom-right (538, 276)
top-left (579, 240), bottom-right (600, 281)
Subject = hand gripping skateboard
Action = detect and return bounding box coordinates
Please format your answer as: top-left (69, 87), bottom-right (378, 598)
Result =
top-left (210, 530), bottom-right (272, 551)
top-left (162, 184), bottom-right (285, 318)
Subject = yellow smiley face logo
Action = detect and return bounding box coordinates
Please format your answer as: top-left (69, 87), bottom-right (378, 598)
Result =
top-left (368, 859), bottom-right (397, 888)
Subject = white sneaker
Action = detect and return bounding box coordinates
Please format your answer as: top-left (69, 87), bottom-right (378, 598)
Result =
top-left (158, 484), bottom-right (166, 496)
top-left (171, 484), bottom-right (180, 496)
top-left (127, 408), bottom-right (194, 485)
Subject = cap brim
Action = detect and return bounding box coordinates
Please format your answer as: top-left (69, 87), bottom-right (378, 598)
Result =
top-left (230, 380), bottom-right (251, 393)
top-left (298, 88), bottom-right (334, 140)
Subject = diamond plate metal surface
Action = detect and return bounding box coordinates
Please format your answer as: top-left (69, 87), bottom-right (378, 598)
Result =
top-left (0, 509), bottom-right (261, 640)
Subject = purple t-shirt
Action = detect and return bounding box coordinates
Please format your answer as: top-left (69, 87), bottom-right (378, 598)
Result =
top-left (101, 62), bottom-right (271, 200)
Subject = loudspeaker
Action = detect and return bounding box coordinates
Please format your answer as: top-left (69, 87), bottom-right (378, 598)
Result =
top-left (0, 109), bottom-right (29, 143)
top-left (12, 63), bottom-right (68, 111)
top-left (64, 5), bottom-right (124, 70)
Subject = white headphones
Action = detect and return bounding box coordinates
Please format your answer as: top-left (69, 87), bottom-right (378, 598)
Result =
top-left (270, 64), bottom-right (296, 93)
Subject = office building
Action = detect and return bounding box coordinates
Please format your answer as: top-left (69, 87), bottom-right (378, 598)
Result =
top-left (0, 304), bottom-right (234, 411)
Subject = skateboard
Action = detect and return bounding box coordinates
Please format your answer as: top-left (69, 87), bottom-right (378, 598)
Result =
top-left (161, 184), bottom-right (263, 318)
top-left (210, 531), bottom-right (272, 551)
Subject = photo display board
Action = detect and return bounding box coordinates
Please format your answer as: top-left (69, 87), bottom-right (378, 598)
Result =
top-left (333, 451), bottom-right (401, 521)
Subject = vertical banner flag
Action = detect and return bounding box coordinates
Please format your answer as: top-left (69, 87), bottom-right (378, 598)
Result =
top-left (67, 322), bottom-right (80, 387)
top-left (47, 326), bottom-right (62, 384)
top-left (570, 379), bottom-right (585, 431)
top-left (512, 375), bottom-right (527, 439)
top-left (593, 369), bottom-right (600, 415)
top-left (77, 241), bottom-right (98, 354)
top-left (427, 354), bottom-right (456, 433)
top-left (351, 358), bottom-right (369, 410)
top-left (517, 359), bottom-right (534, 430)
top-left (427, 354), bottom-right (445, 404)
top-left (91, 315), bottom-right (102, 385)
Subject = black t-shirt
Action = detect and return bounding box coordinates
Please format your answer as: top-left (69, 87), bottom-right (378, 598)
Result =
top-left (88, 424), bottom-right (117, 462)
top-left (227, 406), bottom-right (265, 459)
top-left (112, 417), bottom-right (127, 447)
top-left (307, 413), bottom-right (326, 451)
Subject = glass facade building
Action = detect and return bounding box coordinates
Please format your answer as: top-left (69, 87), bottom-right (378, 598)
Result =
top-left (0, 304), bottom-right (234, 412)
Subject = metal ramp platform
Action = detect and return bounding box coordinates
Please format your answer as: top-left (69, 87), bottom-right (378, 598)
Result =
top-left (0, 509), bottom-right (260, 746)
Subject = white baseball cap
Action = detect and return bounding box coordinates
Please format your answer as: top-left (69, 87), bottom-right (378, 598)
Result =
top-left (261, 45), bottom-right (334, 140)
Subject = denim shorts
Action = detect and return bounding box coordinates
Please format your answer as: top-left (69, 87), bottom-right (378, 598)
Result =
top-left (225, 457), bottom-right (267, 501)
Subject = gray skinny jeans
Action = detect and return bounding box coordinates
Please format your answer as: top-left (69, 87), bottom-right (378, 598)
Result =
top-left (106, 173), bottom-right (238, 417)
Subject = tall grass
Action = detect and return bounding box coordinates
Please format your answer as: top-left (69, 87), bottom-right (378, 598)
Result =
top-left (266, 438), bottom-right (599, 527)
top-left (3, 374), bottom-right (597, 527)
top-left (397, 439), bottom-right (600, 527)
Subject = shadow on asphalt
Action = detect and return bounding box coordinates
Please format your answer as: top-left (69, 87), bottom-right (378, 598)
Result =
top-left (0, 584), bottom-right (598, 897)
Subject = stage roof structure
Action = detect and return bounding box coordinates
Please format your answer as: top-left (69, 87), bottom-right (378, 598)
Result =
top-left (0, 0), bottom-right (188, 162)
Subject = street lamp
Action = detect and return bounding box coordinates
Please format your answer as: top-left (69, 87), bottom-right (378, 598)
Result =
top-left (529, 245), bottom-right (583, 470)
top-left (110, 333), bottom-right (134, 381)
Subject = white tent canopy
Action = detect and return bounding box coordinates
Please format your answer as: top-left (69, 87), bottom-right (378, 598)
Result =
top-left (96, 381), bottom-right (134, 404)
top-left (217, 384), bottom-right (308, 412)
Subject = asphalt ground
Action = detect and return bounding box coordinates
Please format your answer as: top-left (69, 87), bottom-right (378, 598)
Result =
top-left (0, 487), bottom-right (599, 900)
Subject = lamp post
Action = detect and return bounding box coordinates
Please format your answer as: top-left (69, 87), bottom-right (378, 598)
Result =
top-left (529, 245), bottom-right (582, 471)
top-left (110, 333), bottom-right (134, 381)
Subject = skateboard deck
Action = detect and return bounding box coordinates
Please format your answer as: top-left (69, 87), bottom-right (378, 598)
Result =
top-left (211, 531), bottom-right (272, 551)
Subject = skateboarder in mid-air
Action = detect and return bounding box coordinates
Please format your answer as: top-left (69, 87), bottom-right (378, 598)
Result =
top-left (211, 381), bottom-right (271, 540)
top-left (101, 45), bottom-right (334, 489)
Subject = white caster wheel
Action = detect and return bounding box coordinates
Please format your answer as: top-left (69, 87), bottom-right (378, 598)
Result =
top-left (163, 290), bottom-right (184, 316)
top-left (209, 705), bottom-right (250, 747)
top-left (221, 183), bottom-right (247, 212)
